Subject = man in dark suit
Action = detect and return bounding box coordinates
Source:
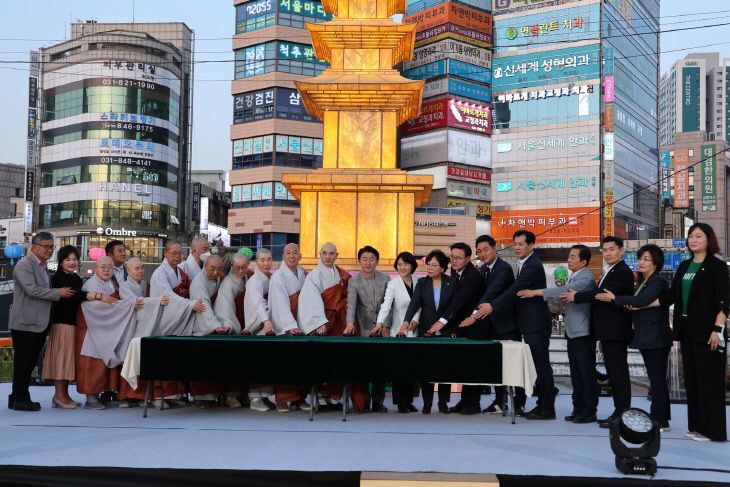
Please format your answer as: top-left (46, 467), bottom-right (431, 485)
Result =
top-left (106, 239), bottom-right (128, 287)
top-left (460, 234), bottom-right (526, 415)
top-left (478, 230), bottom-right (556, 420)
top-left (562, 236), bottom-right (634, 427)
top-left (426, 242), bottom-right (485, 415)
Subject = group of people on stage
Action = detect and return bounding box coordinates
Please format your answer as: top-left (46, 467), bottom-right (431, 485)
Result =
top-left (7, 225), bottom-right (728, 442)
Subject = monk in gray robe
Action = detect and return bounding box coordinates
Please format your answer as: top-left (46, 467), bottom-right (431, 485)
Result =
top-left (77, 257), bottom-right (141, 409)
top-left (213, 253), bottom-right (251, 335)
top-left (179, 237), bottom-right (211, 281)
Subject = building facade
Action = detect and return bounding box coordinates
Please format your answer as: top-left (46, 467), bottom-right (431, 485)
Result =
top-left (228, 0), bottom-right (331, 259)
top-left (489, 0), bottom-right (659, 246)
top-left (400, 0), bottom-right (494, 235)
top-left (189, 170), bottom-right (231, 246)
top-left (660, 53), bottom-right (730, 146)
top-left (0, 164), bottom-right (25, 221)
top-left (34, 22), bottom-right (194, 262)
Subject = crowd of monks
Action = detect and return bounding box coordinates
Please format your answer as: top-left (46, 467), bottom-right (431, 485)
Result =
top-left (74, 238), bottom-right (378, 413)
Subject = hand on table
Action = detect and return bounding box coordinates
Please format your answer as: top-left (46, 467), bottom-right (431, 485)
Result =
top-left (263, 320), bottom-right (274, 334)
top-left (459, 315), bottom-right (476, 328)
top-left (288, 328), bottom-right (303, 336)
top-left (428, 321), bottom-right (444, 335)
top-left (343, 322), bottom-right (356, 335)
top-left (215, 326), bottom-right (232, 334)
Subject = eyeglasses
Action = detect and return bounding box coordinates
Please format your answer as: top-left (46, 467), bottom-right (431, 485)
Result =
top-left (426, 263), bottom-right (441, 268)
top-left (450, 255), bottom-right (466, 261)
top-left (36, 244), bottom-right (55, 250)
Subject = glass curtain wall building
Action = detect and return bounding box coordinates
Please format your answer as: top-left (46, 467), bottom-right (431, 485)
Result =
top-left (490, 0), bottom-right (659, 245)
top-left (36, 22), bottom-right (194, 262)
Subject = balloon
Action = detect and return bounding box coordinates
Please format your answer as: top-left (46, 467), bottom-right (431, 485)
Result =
top-left (237, 247), bottom-right (253, 259)
top-left (89, 247), bottom-right (106, 261)
top-left (5, 243), bottom-right (23, 265)
top-left (553, 267), bottom-right (569, 280)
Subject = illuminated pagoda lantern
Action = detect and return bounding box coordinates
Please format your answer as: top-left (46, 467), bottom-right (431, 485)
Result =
top-left (282, 0), bottom-right (433, 268)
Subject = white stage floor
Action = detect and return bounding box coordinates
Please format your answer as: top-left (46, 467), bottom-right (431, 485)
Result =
top-left (1, 383), bottom-right (729, 483)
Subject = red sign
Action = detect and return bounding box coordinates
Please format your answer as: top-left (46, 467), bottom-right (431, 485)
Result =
top-left (448, 165), bottom-right (490, 183)
top-left (404, 2), bottom-right (493, 33)
top-left (401, 98), bottom-right (492, 135)
top-left (492, 207), bottom-right (601, 245)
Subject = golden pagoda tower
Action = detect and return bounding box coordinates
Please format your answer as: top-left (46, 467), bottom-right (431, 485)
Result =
top-left (282, 0), bottom-right (433, 269)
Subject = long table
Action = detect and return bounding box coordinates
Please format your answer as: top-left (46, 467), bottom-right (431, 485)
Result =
top-left (137, 336), bottom-right (534, 421)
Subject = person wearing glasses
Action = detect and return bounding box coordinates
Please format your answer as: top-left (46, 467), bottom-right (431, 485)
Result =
top-left (402, 249), bottom-right (454, 414)
top-left (9, 232), bottom-right (75, 411)
top-left (595, 244), bottom-right (672, 432)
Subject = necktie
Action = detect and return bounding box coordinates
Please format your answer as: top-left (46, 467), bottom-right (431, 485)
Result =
top-left (117, 267), bottom-right (124, 282)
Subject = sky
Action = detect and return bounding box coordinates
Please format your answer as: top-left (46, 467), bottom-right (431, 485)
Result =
top-left (0, 0), bottom-right (729, 172)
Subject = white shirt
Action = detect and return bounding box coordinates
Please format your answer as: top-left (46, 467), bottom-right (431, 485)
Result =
top-left (114, 265), bottom-right (126, 283)
top-left (517, 252), bottom-right (534, 274)
top-left (598, 259), bottom-right (622, 288)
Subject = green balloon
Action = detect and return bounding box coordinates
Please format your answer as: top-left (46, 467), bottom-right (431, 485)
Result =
top-left (554, 267), bottom-right (569, 280)
top-left (238, 247), bottom-right (253, 259)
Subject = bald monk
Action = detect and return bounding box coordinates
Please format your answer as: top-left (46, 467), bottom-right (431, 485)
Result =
top-left (77, 257), bottom-right (141, 409)
top-left (179, 237), bottom-right (211, 281)
top-left (268, 243), bottom-right (309, 412)
top-left (213, 253), bottom-right (252, 335)
top-left (297, 243), bottom-right (367, 412)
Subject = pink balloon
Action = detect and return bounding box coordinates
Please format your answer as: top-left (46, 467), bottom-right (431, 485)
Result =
top-left (89, 247), bottom-right (106, 261)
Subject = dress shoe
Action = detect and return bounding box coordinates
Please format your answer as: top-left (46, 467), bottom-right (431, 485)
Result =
top-left (598, 411), bottom-right (620, 428)
top-left (407, 404), bottom-right (418, 412)
top-left (483, 401), bottom-right (506, 415)
top-left (52, 397), bottom-right (78, 409)
top-left (437, 401), bottom-right (450, 414)
top-left (12, 400), bottom-right (41, 411)
top-left (84, 394), bottom-right (106, 410)
top-left (572, 414), bottom-right (597, 424)
top-left (459, 404), bottom-right (482, 415)
top-left (397, 405), bottom-right (409, 413)
top-left (7, 395), bottom-right (14, 409)
top-left (422, 402), bottom-right (432, 414)
top-left (449, 401), bottom-right (466, 414)
top-left (371, 404), bottom-right (388, 413)
top-left (525, 407), bottom-right (556, 420)
top-left (564, 411), bottom-right (579, 422)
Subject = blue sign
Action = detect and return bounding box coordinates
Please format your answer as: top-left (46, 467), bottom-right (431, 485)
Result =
top-left (434, 77), bottom-right (491, 103)
top-left (492, 44), bottom-right (600, 90)
top-left (604, 47), bottom-right (614, 75)
top-left (404, 59), bottom-right (492, 84)
top-left (672, 238), bottom-right (686, 248)
top-left (27, 108), bottom-right (37, 139)
top-left (625, 251), bottom-right (690, 271)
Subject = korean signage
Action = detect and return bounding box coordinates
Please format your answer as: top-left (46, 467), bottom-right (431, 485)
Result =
top-left (681, 66), bottom-right (701, 132)
top-left (278, 0), bottom-right (330, 18)
top-left (493, 126), bottom-right (599, 166)
top-left (497, 5), bottom-right (597, 47)
top-left (423, 77), bottom-right (491, 103)
top-left (407, 0), bottom-right (487, 14)
top-left (236, 0), bottom-right (276, 34)
top-left (700, 144), bottom-right (717, 212)
top-left (400, 129), bottom-right (492, 168)
top-left (493, 170), bottom-right (598, 207)
top-left (200, 196), bottom-right (209, 232)
top-left (604, 75), bottom-right (614, 103)
top-left (447, 181), bottom-right (490, 201)
top-left (604, 104), bottom-right (615, 132)
top-left (659, 151), bottom-right (671, 200)
top-left (604, 189), bottom-right (614, 218)
top-left (24, 202), bottom-right (33, 234)
top-left (606, 0), bottom-right (633, 25)
top-left (492, 44), bottom-right (600, 90)
top-left (673, 149), bottom-right (689, 208)
top-left (27, 108), bottom-right (37, 139)
top-left (25, 171), bottom-right (34, 202)
top-left (495, 83), bottom-right (593, 104)
top-left (604, 133), bottom-right (614, 161)
top-left (234, 87), bottom-right (316, 124)
top-left (401, 98), bottom-right (492, 135)
top-left (235, 182), bottom-right (289, 202)
top-left (233, 134), bottom-right (323, 156)
top-left (404, 2), bottom-right (492, 36)
top-left (404, 38), bottom-right (492, 70)
top-left (415, 23), bottom-right (493, 48)
top-left (28, 77), bottom-right (37, 108)
top-left (604, 158), bottom-right (614, 190)
top-left (625, 252), bottom-right (689, 272)
top-left (29, 50), bottom-right (39, 77)
top-left (447, 165), bottom-right (490, 183)
top-left (493, 0), bottom-right (574, 14)
top-left (403, 59), bottom-right (491, 84)
top-left (446, 199), bottom-right (491, 217)
top-left (192, 183), bottom-right (201, 218)
top-left (492, 208), bottom-right (601, 245)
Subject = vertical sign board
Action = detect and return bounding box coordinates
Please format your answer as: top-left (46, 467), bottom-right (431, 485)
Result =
top-left (25, 50), bottom-right (39, 230)
top-left (681, 67), bottom-right (701, 132)
top-left (659, 151), bottom-right (671, 200)
top-left (199, 196), bottom-right (209, 233)
top-left (604, 75), bottom-right (614, 103)
top-left (24, 202), bottom-right (33, 234)
top-left (192, 182), bottom-right (201, 219)
top-left (604, 133), bottom-right (614, 161)
top-left (673, 149), bottom-right (690, 208)
top-left (700, 144), bottom-right (717, 212)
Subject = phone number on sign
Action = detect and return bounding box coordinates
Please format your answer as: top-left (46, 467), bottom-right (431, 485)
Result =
top-left (102, 79), bottom-right (156, 90)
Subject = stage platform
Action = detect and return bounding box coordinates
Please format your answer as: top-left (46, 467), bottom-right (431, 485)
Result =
top-left (0, 382), bottom-right (728, 486)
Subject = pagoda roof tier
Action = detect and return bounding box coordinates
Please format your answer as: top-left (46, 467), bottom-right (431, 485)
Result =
top-left (295, 73), bottom-right (424, 124)
top-left (321, 0), bottom-right (407, 18)
top-left (306, 20), bottom-right (417, 65)
top-left (281, 169), bottom-right (432, 206)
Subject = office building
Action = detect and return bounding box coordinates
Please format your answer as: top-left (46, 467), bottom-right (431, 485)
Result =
top-left (0, 164), bottom-right (25, 220)
top-left (35, 21), bottom-right (194, 262)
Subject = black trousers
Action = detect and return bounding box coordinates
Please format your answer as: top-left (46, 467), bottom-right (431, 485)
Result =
top-left (600, 338), bottom-right (631, 413)
top-left (460, 319), bottom-right (491, 407)
top-left (392, 382), bottom-right (414, 407)
top-left (567, 335), bottom-right (598, 416)
top-left (11, 329), bottom-right (47, 402)
top-left (681, 331), bottom-right (727, 441)
top-left (421, 383), bottom-right (450, 409)
top-left (523, 328), bottom-right (555, 412)
top-left (369, 382), bottom-right (385, 407)
top-left (640, 347), bottom-right (670, 426)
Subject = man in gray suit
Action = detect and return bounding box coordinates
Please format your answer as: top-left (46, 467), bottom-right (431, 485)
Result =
top-left (346, 245), bottom-right (391, 412)
top-left (517, 244), bottom-right (598, 423)
top-left (9, 232), bottom-right (74, 411)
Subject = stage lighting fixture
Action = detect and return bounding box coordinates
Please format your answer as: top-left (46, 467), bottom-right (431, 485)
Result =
top-left (609, 408), bottom-right (660, 475)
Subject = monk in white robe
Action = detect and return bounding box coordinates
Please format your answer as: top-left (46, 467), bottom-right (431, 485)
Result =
top-left (268, 243), bottom-right (309, 412)
top-left (179, 237), bottom-right (211, 282)
top-left (213, 253), bottom-right (252, 334)
top-left (243, 249), bottom-right (276, 411)
top-left (190, 255), bottom-right (233, 336)
top-left (77, 257), bottom-right (141, 409)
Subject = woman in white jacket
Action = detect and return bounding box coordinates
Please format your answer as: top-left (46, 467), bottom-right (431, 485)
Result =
top-left (374, 252), bottom-right (420, 413)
